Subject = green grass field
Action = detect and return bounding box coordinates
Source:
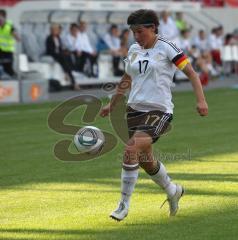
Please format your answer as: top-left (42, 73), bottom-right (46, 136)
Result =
top-left (0, 88), bottom-right (238, 240)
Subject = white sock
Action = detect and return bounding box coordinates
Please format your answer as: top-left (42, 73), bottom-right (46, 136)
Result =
top-left (150, 161), bottom-right (176, 198)
top-left (120, 163), bottom-right (139, 207)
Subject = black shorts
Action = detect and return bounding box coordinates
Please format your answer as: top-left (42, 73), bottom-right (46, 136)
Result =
top-left (126, 106), bottom-right (173, 144)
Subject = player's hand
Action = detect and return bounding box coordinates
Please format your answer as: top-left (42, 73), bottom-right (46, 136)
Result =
top-left (100, 104), bottom-right (113, 117)
top-left (197, 100), bottom-right (208, 116)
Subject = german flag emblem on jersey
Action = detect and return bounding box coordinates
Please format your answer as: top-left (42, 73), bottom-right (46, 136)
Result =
top-left (172, 53), bottom-right (189, 70)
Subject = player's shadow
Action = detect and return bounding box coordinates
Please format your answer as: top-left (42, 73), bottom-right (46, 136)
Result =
top-left (1, 171), bottom-right (237, 198)
top-left (5, 185), bottom-right (238, 198)
top-left (168, 172), bottom-right (238, 183)
top-left (0, 203), bottom-right (236, 240)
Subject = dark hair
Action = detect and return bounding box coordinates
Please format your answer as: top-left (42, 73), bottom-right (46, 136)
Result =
top-left (211, 28), bottom-right (217, 34)
top-left (121, 28), bottom-right (129, 37)
top-left (127, 9), bottom-right (159, 34)
top-left (109, 24), bottom-right (118, 32)
top-left (217, 25), bottom-right (223, 31)
top-left (0, 9), bottom-right (6, 17)
top-left (181, 29), bottom-right (190, 36)
top-left (225, 33), bottom-right (233, 44)
top-left (70, 23), bottom-right (78, 29)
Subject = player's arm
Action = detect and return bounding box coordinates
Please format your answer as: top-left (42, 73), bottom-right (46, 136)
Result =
top-left (100, 73), bottom-right (131, 117)
top-left (169, 47), bottom-right (208, 117)
top-left (182, 63), bottom-right (208, 116)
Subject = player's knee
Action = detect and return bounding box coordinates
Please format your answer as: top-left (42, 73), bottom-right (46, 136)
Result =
top-left (125, 137), bottom-right (139, 151)
top-left (123, 137), bottom-right (142, 164)
top-left (123, 135), bottom-right (151, 164)
top-left (124, 142), bottom-right (137, 164)
top-left (129, 134), bottom-right (151, 151)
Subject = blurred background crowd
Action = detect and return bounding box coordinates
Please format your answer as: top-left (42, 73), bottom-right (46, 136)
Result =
top-left (0, 0), bottom-right (238, 91)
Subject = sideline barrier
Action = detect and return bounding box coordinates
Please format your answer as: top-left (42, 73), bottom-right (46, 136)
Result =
top-left (0, 79), bottom-right (48, 104)
top-left (0, 80), bottom-right (19, 103)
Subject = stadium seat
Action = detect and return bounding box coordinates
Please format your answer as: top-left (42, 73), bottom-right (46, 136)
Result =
top-left (34, 23), bottom-right (49, 55)
top-left (87, 25), bottom-right (100, 51)
top-left (221, 45), bottom-right (233, 62)
top-left (18, 54), bottom-right (43, 80)
top-left (109, 12), bottom-right (129, 24)
top-left (231, 45), bottom-right (238, 62)
top-left (94, 23), bottom-right (109, 39)
top-left (80, 11), bottom-right (108, 24)
top-left (98, 54), bottom-right (114, 79)
top-left (20, 21), bottom-right (70, 87)
top-left (221, 45), bottom-right (237, 75)
top-left (51, 11), bottom-right (79, 23)
top-left (29, 61), bottom-right (68, 86)
top-left (21, 11), bottom-right (49, 23)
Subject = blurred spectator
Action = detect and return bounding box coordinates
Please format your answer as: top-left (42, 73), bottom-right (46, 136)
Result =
top-left (159, 10), bottom-right (179, 45)
top-left (208, 27), bottom-right (222, 66)
top-left (76, 21), bottom-right (98, 78)
top-left (192, 29), bottom-right (218, 77)
top-left (63, 23), bottom-right (82, 73)
top-left (120, 28), bottom-right (130, 56)
top-left (216, 25), bottom-right (224, 50)
top-left (223, 33), bottom-right (237, 75)
top-left (104, 24), bottom-right (124, 76)
top-left (63, 22), bottom-right (98, 78)
top-left (193, 30), bottom-right (209, 52)
top-left (233, 29), bottom-right (238, 42)
top-left (180, 30), bottom-right (210, 85)
top-left (0, 9), bottom-right (20, 77)
top-left (202, 0), bottom-right (225, 7)
top-left (179, 29), bottom-right (192, 54)
top-left (45, 23), bottom-right (78, 90)
top-left (224, 33), bottom-right (236, 45)
top-left (196, 51), bottom-right (210, 86)
top-left (63, 23), bottom-right (79, 53)
top-left (175, 12), bottom-right (191, 32)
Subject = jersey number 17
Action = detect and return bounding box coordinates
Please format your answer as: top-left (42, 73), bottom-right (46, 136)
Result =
top-left (139, 60), bottom-right (149, 74)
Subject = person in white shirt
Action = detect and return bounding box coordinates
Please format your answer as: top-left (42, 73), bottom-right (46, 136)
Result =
top-left (104, 24), bottom-right (121, 52)
top-left (75, 21), bottom-right (98, 77)
top-left (46, 23), bottom-right (78, 90)
top-left (179, 29), bottom-right (192, 54)
top-left (76, 25), bottom-right (94, 54)
top-left (192, 30), bottom-right (216, 81)
top-left (208, 28), bottom-right (219, 51)
top-left (208, 27), bottom-right (223, 66)
top-left (63, 23), bottom-right (82, 73)
top-left (216, 26), bottom-right (224, 51)
top-left (104, 24), bottom-right (124, 76)
top-left (100, 9), bottom-right (208, 221)
top-left (178, 29), bottom-right (211, 86)
top-left (63, 23), bottom-right (79, 52)
top-left (64, 22), bottom-right (98, 77)
top-left (159, 10), bottom-right (180, 46)
top-left (193, 30), bottom-right (209, 52)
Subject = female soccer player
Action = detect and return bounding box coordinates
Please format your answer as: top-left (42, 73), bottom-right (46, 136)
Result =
top-left (100, 9), bottom-right (208, 221)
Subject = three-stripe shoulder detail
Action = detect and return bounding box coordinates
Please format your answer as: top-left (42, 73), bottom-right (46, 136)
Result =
top-left (158, 37), bottom-right (181, 53)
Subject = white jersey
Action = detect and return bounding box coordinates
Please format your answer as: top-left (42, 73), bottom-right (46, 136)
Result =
top-left (125, 36), bottom-right (189, 114)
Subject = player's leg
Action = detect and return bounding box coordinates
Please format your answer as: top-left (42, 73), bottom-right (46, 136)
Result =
top-left (139, 147), bottom-right (177, 198)
top-left (110, 132), bottom-right (151, 221)
top-left (138, 111), bottom-right (184, 216)
top-left (139, 150), bottom-right (184, 216)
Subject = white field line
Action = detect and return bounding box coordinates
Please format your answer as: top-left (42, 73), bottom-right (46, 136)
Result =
top-left (0, 108), bottom-right (50, 116)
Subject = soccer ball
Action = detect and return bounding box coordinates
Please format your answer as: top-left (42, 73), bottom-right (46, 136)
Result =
top-left (74, 126), bottom-right (105, 154)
